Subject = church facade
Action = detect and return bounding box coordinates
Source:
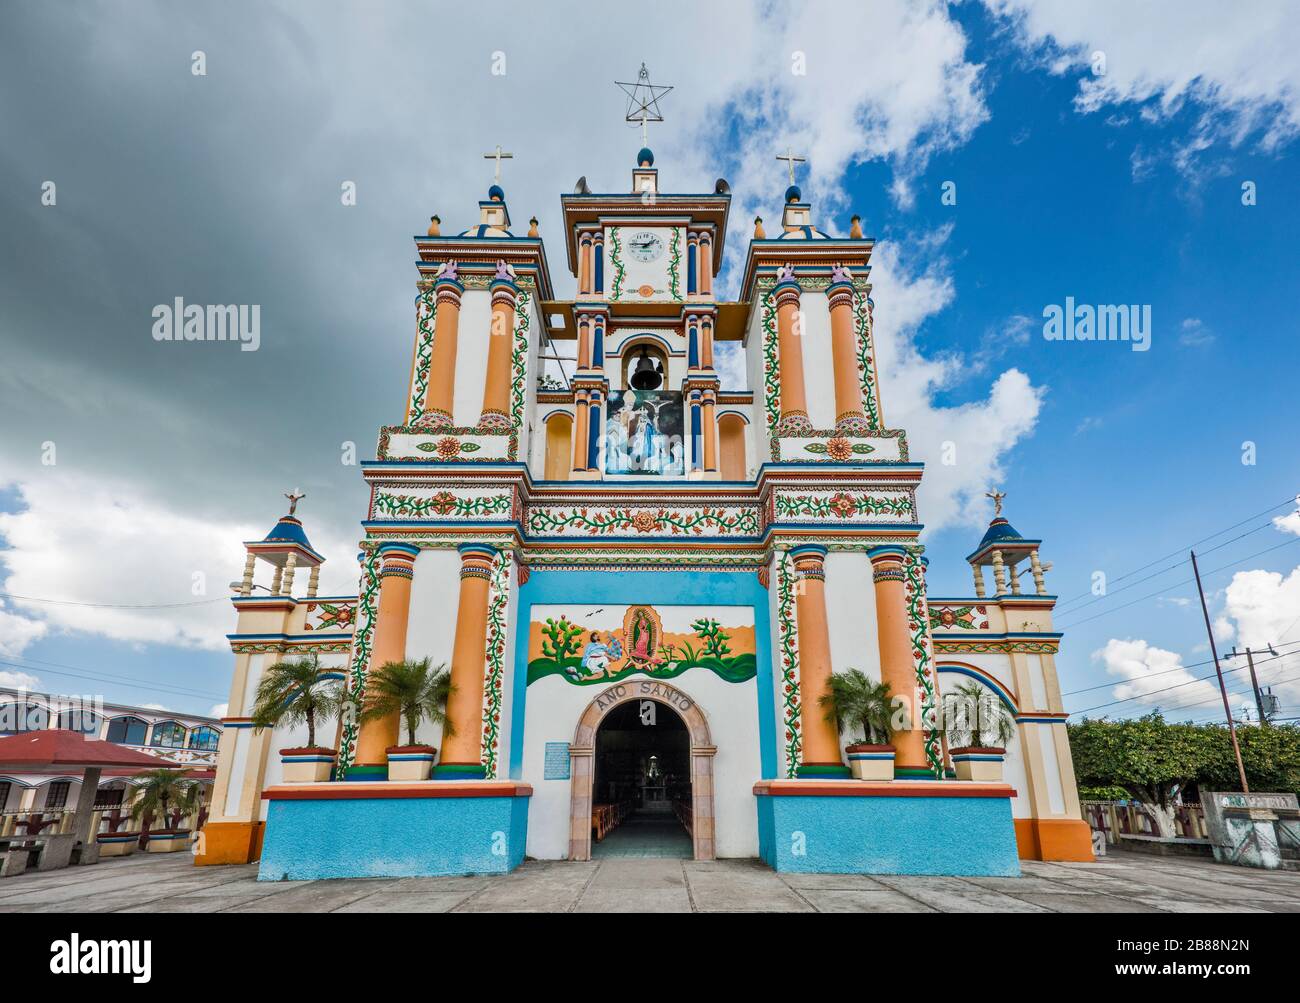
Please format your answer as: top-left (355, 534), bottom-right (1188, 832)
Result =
top-left (197, 147), bottom-right (1094, 880)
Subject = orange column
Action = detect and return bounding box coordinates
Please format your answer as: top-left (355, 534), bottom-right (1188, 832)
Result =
top-left (353, 544), bottom-right (420, 771)
top-left (790, 546), bottom-right (849, 777)
top-left (702, 390), bottom-right (718, 473)
top-left (478, 277), bottom-right (518, 430)
top-left (774, 275), bottom-right (809, 432)
top-left (699, 236), bottom-right (713, 296)
top-left (436, 544), bottom-right (497, 778)
top-left (579, 236), bottom-right (593, 295)
top-left (576, 316), bottom-right (591, 370)
top-left (572, 391), bottom-right (589, 471)
top-left (424, 276), bottom-right (463, 425)
top-left (868, 546), bottom-right (927, 776)
top-left (828, 280), bottom-right (866, 432)
top-left (701, 317), bottom-right (714, 369)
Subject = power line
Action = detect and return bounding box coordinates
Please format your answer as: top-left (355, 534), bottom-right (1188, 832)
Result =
top-left (1052, 518), bottom-right (1280, 617)
top-left (1056, 536), bottom-right (1300, 631)
top-left (1066, 646), bottom-right (1298, 715)
top-left (1060, 638), bottom-right (1300, 696)
top-left (0, 591), bottom-right (228, 610)
top-left (0, 656), bottom-right (226, 704)
top-left (1049, 496), bottom-right (1296, 611)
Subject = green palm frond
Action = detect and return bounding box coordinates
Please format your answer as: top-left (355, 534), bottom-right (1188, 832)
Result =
top-left (359, 657), bottom-right (456, 747)
top-left (250, 652), bottom-right (344, 748)
top-left (820, 669), bottom-right (894, 745)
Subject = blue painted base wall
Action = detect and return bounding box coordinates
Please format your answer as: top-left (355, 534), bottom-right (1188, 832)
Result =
top-left (757, 795), bottom-right (1020, 876)
top-left (257, 796), bottom-right (529, 881)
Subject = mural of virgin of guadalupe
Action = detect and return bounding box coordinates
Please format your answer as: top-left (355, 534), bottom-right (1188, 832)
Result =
top-left (625, 608), bottom-right (661, 666)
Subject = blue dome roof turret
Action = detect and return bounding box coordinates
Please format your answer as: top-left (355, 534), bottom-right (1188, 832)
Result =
top-left (785, 184), bottom-right (802, 203)
top-left (976, 517), bottom-right (1023, 550)
top-left (488, 183), bottom-right (505, 202)
top-left (263, 515), bottom-right (315, 551)
top-left (637, 147), bottom-right (655, 167)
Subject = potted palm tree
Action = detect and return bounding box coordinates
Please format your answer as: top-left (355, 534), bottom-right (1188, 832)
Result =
top-left (250, 652), bottom-right (344, 782)
top-left (130, 769), bottom-right (195, 853)
top-left (359, 657), bottom-right (455, 781)
top-left (820, 669), bottom-right (895, 781)
top-left (946, 681), bottom-right (1016, 782)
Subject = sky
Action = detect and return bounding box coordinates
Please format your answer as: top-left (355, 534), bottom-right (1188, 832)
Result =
top-left (1, 1), bottom-right (1298, 726)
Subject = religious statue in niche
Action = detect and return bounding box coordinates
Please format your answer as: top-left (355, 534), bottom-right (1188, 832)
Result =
top-left (605, 389), bottom-right (684, 476)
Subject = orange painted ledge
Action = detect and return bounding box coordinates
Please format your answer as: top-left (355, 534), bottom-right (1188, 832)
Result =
top-left (1015, 817), bottom-right (1095, 861)
top-left (193, 820), bottom-right (264, 866)
top-left (753, 780), bottom-right (1017, 799)
top-left (262, 780), bottom-right (533, 801)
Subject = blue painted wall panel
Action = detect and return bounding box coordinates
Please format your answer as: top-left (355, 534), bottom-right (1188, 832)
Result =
top-left (757, 794), bottom-right (1020, 876)
top-left (257, 795), bottom-right (529, 880)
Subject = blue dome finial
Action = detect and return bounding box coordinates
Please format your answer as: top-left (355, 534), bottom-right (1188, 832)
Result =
top-left (637, 147), bottom-right (655, 167)
top-left (488, 184), bottom-right (505, 202)
top-left (785, 184), bottom-right (802, 203)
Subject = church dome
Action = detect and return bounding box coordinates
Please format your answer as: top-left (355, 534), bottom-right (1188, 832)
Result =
top-left (777, 225), bottom-right (830, 240)
top-left (458, 223), bottom-right (515, 237)
top-left (262, 515), bottom-right (315, 551)
top-left (976, 517), bottom-right (1023, 549)
top-left (488, 184), bottom-right (505, 202)
top-left (637, 147), bottom-right (655, 167)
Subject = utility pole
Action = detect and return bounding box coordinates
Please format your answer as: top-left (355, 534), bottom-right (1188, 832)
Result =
top-left (1227, 644), bottom-right (1277, 726)
top-left (1191, 549), bottom-right (1249, 793)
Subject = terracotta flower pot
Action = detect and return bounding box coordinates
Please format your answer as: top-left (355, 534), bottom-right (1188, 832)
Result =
top-left (949, 746), bottom-right (1006, 782)
top-left (845, 743), bottom-right (895, 781)
top-left (280, 746), bottom-right (337, 783)
top-left (386, 745), bottom-right (438, 781)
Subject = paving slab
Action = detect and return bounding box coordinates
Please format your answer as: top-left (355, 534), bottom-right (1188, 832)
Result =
top-left (685, 861), bottom-right (813, 912)
top-left (871, 875), bottom-right (1052, 913)
top-left (1015, 892), bottom-right (1165, 913)
top-left (332, 889), bottom-right (480, 913)
top-left (795, 888), bottom-right (937, 912)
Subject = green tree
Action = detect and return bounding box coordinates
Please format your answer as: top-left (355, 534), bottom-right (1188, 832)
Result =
top-left (249, 652), bottom-right (344, 748)
top-left (359, 657), bottom-right (455, 747)
top-left (820, 669), bottom-right (894, 745)
top-left (129, 769), bottom-right (191, 831)
top-left (1067, 713), bottom-right (1218, 837)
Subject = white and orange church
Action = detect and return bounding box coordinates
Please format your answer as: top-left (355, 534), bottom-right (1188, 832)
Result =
top-left (197, 115), bottom-right (1094, 878)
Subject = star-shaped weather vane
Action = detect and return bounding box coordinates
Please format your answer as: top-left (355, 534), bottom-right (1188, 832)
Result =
top-left (616, 62), bottom-right (673, 147)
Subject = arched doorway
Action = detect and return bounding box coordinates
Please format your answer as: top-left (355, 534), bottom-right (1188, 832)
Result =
top-left (569, 683), bottom-right (716, 861)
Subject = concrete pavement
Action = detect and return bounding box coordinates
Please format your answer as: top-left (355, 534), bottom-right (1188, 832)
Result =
top-left (1, 848), bottom-right (1297, 912)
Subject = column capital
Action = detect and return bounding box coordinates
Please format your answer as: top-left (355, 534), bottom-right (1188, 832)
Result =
top-left (377, 543), bottom-right (420, 578)
top-left (457, 543), bottom-right (498, 579)
top-left (788, 544), bottom-right (828, 576)
top-left (827, 282), bottom-right (855, 311)
top-left (773, 281), bottom-right (802, 310)
top-left (866, 544), bottom-right (909, 567)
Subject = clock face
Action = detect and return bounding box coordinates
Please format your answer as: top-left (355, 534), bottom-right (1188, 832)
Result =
top-left (627, 230), bottom-right (664, 263)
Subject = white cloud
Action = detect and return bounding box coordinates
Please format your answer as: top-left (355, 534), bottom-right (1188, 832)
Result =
top-left (0, 602), bottom-right (48, 658)
top-left (864, 236), bottom-right (1045, 533)
top-left (1093, 637), bottom-right (1222, 709)
top-left (0, 473), bottom-right (360, 653)
top-left (988, 1), bottom-right (1300, 180)
top-left (1273, 507), bottom-right (1300, 537)
top-left (1179, 317), bottom-right (1215, 347)
top-left (0, 669), bottom-right (42, 690)
top-left (209, 702), bottom-right (228, 719)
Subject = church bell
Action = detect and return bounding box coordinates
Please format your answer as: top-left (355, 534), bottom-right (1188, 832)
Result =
top-left (629, 346), bottom-right (663, 391)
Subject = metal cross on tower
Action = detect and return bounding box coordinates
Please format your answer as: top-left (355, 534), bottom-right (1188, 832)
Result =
top-left (483, 145), bottom-right (513, 183)
top-left (776, 147), bottom-right (806, 185)
top-left (616, 62), bottom-right (673, 147)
